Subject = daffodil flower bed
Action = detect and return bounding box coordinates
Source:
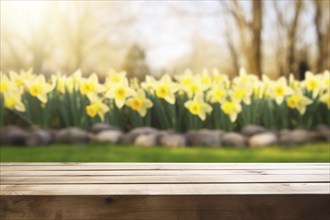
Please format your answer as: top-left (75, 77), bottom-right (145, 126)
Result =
top-left (0, 68), bottom-right (329, 131)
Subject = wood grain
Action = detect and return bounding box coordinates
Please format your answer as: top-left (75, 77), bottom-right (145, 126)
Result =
top-left (1, 195), bottom-right (329, 220)
top-left (1, 169), bottom-right (329, 177)
top-left (1, 163), bottom-right (329, 220)
top-left (1, 183), bottom-right (329, 195)
top-left (1, 174), bottom-right (328, 184)
top-left (1, 162), bottom-right (329, 169)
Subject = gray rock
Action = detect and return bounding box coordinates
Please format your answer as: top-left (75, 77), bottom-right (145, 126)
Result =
top-left (279, 129), bottom-right (290, 137)
top-left (0, 125), bottom-right (29, 146)
top-left (315, 124), bottom-right (330, 131)
top-left (120, 127), bottom-right (159, 144)
top-left (55, 127), bottom-right (91, 144)
top-left (279, 129), bottom-right (317, 145)
top-left (93, 130), bottom-right (123, 144)
top-left (90, 123), bottom-right (121, 134)
top-left (248, 132), bottom-right (277, 148)
top-left (315, 124), bottom-right (330, 141)
top-left (156, 130), bottom-right (175, 142)
top-left (159, 133), bottom-right (186, 148)
top-left (134, 133), bottom-right (158, 147)
top-left (120, 133), bottom-right (135, 145)
top-left (25, 129), bottom-right (54, 146)
top-left (241, 125), bottom-right (268, 137)
top-left (186, 129), bottom-right (224, 147)
top-left (222, 132), bottom-right (247, 147)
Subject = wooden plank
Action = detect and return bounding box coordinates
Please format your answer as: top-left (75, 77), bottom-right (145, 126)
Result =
top-left (1, 175), bottom-right (329, 184)
top-left (1, 183), bottom-right (329, 195)
top-left (1, 195), bottom-right (329, 220)
top-left (1, 163), bottom-right (329, 219)
top-left (1, 169), bottom-right (329, 176)
top-left (1, 162), bottom-right (329, 167)
top-left (1, 162), bottom-right (328, 165)
top-left (1, 174), bottom-right (328, 184)
top-left (2, 164), bottom-right (329, 171)
top-left (1, 162), bottom-right (329, 169)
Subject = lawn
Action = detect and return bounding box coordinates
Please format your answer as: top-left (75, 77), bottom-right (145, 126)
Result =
top-left (0, 143), bottom-right (329, 162)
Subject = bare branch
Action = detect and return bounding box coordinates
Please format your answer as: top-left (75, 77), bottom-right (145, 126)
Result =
top-left (273, 1), bottom-right (288, 29)
top-left (227, 0), bottom-right (252, 28)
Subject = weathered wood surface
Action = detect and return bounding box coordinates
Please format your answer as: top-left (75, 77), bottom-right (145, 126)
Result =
top-left (1, 162), bottom-right (328, 169)
top-left (1, 195), bottom-right (329, 220)
top-left (1, 163), bottom-right (329, 220)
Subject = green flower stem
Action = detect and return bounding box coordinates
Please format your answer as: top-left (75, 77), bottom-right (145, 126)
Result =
top-left (0, 96), bottom-right (5, 128)
top-left (281, 101), bottom-right (289, 129)
top-left (58, 95), bottom-right (70, 127)
top-left (212, 103), bottom-right (221, 129)
top-left (153, 97), bottom-right (170, 129)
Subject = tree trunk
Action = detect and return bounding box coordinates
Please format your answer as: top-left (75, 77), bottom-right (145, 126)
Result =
top-left (314, 0), bottom-right (330, 72)
top-left (251, 0), bottom-right (263, 78)
top-left (286, 0), bottom-right (302, 78)
top-left (228, 0), bottom-right (263, 77)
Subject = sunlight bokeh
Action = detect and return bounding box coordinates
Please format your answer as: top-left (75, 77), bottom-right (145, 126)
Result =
top-left (0, 0), bottom-right (329, 78)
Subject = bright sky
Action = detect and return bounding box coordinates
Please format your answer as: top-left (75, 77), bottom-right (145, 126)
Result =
top-left (121, 0), bottom-right (316, 73)
top-left (1, 0), bottom-right (317, 74)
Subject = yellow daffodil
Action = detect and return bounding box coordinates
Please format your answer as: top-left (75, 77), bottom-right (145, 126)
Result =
top-left (271, 77), bottom-right (293, 105)
top-left (154, 74), bottom-right (179, 104)
top-left (199, 69), bottom-right (212, 87)
top-left (221, 100), bottom-right (242, 122)
top-left (212, 69), bottom-right (230, 87)
top-left (234, 67), bottom-right (258, 86)
top-left (185, 81), bottom-right (207, 98)
top-left (9, 69), bottom-right (35, 89)
top-left (127, 89), bottom-right (153, 117)
top-left (105, 78), bottom-right (136, 108)
top-left (130, 78), bottom-right (140, 90)
top-left (85, 96), bottom-right (109, 121)
top-left (0, 73), bottom-right (11, 94)
top-left (178, 72), bottom-right (208, 98)
top-left (67, 69), bottom-right (83, 92)
top-left (141, 75), bottom-right (157, 93)
top-left (287, 93), bottom-right (312, 115)
top-left (3, 88), bottom-right (25, 112)
top-left (51, 72), bottom-right (68, 94)
top-left (320, 71), bottom-right (330, 93)
top-left (261, 75), bottom-right (272, 98)
top-left (80, 73), bottom-right (104, 100)
top-left (231, 86), bottom-right (252, 105)
top-left (207, 87), bottom-right (227, 104)
top-left (288, 74), bottom-right (300, 92)
top-left (252, 80), bottom-right (265, 99)
top-left (175, 69), bottom-right (194, 86)
top-left (184, 94), bottom-right (212, 121)
top-left (320, 92), bottom-right (330, 109)
top-left (25, 75), bottom-right (54, 103)
top-left (304, 71), bottom-right (321, 98)
top-left (106, 69), bottom-right (127, 85)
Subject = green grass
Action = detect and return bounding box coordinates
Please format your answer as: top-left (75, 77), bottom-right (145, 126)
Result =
top-left (0, 143), bottom-right (329, 162)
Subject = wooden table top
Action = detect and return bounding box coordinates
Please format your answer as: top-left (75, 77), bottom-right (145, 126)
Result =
top-left (1, 163), bottom-right (329, 196)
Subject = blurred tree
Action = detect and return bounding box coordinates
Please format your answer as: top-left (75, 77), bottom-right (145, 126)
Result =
top-left (189, 34), bottom-right (224, 74)
top-left (0, 1), bottom-right (131, 75)
top-left (122, 44), bottom-right (150, 81)
top-left (0, 27), bottom-right (27, 70)
top-left (0, 3), bottom-right (56, 74)
top-left (313, 0), bottom-right (330, 72)
top-left (274, 0), bottom-right (303, 78)
top-left (223, 15), bottom-right (240, 75)
top-left (57, 2), bottom-right (116, 74)
top-left (297, 48), bottom-right (309, 80)
top-left (226, 0), bottom-right (263, 77)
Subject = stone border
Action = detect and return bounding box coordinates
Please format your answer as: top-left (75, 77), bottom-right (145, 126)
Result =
top-left (0, 124), bottom-right (329, 148)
